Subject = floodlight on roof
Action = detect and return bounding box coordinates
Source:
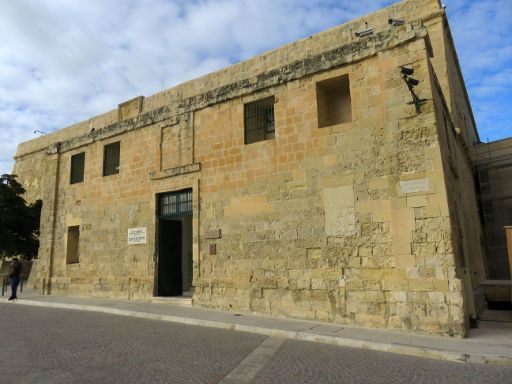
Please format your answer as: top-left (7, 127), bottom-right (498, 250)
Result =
top-left (388, 18), bottom-right (405, 26)
top-left (355, 28), bottom-right (374, 38)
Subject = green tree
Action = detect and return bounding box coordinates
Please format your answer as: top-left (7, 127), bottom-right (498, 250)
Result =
top-left (0, 174), bottom-right (42, 260)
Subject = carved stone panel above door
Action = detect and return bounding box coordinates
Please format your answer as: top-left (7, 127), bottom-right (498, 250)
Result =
top-left (160, 111), bottom-right (194, 171)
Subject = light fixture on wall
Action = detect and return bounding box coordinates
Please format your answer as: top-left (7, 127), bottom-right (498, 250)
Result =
top-left (355, 28), bottom-right (374, 37)
top-left (400, 66), bottom-right (414, 76)
top-left (388, 18), bottom-right (405, 26)
top-left (400, 66), bottom-right (424, 113)
top-left (355, 22), bottom-right (374, 38)
top-left (406, 77), bottom-right (420, 87)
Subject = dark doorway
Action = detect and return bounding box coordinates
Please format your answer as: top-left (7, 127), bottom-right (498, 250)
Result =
top-left (158, 220), bottom-right (182, 296)
top-left (156, 189), bottom-right (193, 297)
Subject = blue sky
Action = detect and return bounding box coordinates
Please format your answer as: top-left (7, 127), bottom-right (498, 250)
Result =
top-left (0, 0), bottom-right (511, 174)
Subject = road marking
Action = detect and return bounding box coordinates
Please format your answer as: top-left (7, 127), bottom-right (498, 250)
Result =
top-left (219, 336), bottom-right (285, 383)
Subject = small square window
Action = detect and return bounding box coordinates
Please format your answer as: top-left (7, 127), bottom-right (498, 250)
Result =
top-left (244, 97), bottom-right (275, 144)
top-left (103, 141), bottom-right (120, 176)
top-left (316, 75), bottom-right (352, 128)
top-left (66, 226), bottom-right (80, 264)
top-left (70, 152), bottom-right (85, 184)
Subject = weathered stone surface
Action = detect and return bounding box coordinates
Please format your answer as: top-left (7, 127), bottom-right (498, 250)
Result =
top-left (12, 0), bottom-right (486, 337)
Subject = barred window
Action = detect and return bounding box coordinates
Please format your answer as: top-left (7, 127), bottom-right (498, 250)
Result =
top-left (103, 142), bottom-right (120, 176)
top-left (244, 97), bottom-right (275, 144)
top-left (70, 152), bottom-right (85, 184)
top-left (159, 190), bottom-right (193, 217)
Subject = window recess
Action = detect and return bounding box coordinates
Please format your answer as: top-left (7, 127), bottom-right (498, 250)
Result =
top-left (244, 97), bottom-right (275, 144)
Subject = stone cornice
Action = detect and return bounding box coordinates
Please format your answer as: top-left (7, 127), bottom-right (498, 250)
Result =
top-left (17, 25), bottom-right (428, 158)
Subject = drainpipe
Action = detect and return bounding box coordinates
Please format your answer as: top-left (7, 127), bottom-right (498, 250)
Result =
top-left (46, 141), bottom-right (61, 295)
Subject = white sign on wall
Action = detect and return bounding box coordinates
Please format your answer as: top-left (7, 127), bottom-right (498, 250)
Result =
top-left (400, 178), bottom-right (429, 194)
top-left (128, 227), bottom-right (147, 245)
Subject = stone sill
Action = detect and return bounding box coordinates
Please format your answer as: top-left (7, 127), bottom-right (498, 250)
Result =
top-left (149, 163), bottom-right (201, 180)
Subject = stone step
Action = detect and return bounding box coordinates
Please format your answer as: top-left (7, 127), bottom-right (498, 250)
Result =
top-left (150, 296), bottom-right (193, 306)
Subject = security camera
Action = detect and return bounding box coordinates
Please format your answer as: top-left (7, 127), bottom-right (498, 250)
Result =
top-left (406, 77), bottom-right (420, 86)
top-left (400, 66), bottom-right (414, 76)
top-left (355, 28), bottom-right (374, 37)
top-left (388, 18), bottom-right (405, 26)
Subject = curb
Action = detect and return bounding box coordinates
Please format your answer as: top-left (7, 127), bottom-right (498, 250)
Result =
top-left (2, 298), bottom-right (511, 366)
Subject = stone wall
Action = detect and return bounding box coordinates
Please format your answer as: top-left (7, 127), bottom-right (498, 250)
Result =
top-left (12, 0), bottom-right (483, 337)
top-left (191, 35), bottom-right (468, 336)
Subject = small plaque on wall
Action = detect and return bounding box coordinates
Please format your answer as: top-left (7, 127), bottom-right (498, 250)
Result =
top-left (400, 178), bottom-right (429, 194)
top-left (128, 227), bottom-right (147, 245)
top-left (209, 244), bottom-right (217, 255)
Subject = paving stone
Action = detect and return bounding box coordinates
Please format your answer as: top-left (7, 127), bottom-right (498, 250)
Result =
top-left (0, 305), bottom-right (265, 384)
top-left (253, 340), bottom-right (512, 384)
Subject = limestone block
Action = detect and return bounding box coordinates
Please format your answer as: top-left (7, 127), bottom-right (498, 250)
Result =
top-left (382, 278), bottom-right (408, 291)
top-left (391, 206), bottom-right (415, 266)
top-left (311, 279), bottom-right (327, 290)
top-left (355, 200), bottom-right (392, 222)
top-left (448, 278), bottom-right (463, 293)
top-left (407, 194), bottom-right (428, 208)
top-left (290, 308), bottom-right (316, 320)
top-left (427, 292), bottom-right (446, 304)
top-left (361, 256), bottom-right (393, 268)
top-left (319, 174), bottom-right (354, 189)
top-left (427, 194), bottom-right (450, 216)
top-left (385, 291), bottom-right (408, 302)
top-left (408, 279), bottom-right (433, 292)
top-left (297, 275), bottom-right (311, 289)
top-left (306, 248), bottom-right (322, 259)
top-left (346, 278), bottom-right (381, 291)
top-left (323, 185), bottom-right (356, 236)
top-left (347, 290), bottom-right (385, 303)
top-left (224, 194), bottom-right (272, 217)
top-left (432, 279), bottom-right (449, 292)
top-left (347, 257), bottom-right (361, 268)
top-left (354, 313), bottom-right (387, 328)
top-left (395, 252), bottom-right (416, 268)
top-left (315, 310), bottom-right (332, 321)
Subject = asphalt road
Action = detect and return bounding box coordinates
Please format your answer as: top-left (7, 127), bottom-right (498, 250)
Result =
top-left (0, 305), bottom-right (511, 384)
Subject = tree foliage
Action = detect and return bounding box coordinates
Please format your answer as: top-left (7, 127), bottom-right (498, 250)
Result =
top-left (0, 174), bottom-right (42, 260)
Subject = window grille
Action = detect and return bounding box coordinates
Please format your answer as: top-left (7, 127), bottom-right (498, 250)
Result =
top-left (103, 142), bottom-right (120, 176)
top-left (159, 190), bottom-right (193, 217)
top-left (244, 97), bottom-right (275, 144)
top-left (70, 152), bottom-right (85, 184)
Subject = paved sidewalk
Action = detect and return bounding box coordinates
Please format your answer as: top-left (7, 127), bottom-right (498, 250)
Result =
top-left (1, 290), bottom-right (511, 365)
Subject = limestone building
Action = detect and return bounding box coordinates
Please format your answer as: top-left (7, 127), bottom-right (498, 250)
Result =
top-left (14, 0), bottom-right (488, 337)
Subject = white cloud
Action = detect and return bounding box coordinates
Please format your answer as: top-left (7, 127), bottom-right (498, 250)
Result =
top-left (446, 0), bottom-right (512, 140)
top-left (0, 0), bottom-right (510, 175)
